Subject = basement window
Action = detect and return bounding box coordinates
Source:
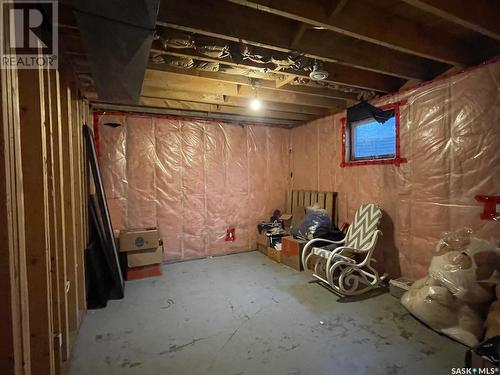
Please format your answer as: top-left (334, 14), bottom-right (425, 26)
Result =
top-left (341, 101), bottom-right (407, 167)
top-left (351, 116), bottom-right (396, 161)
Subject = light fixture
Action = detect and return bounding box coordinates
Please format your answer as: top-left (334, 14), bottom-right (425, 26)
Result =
top-left (250, 98), bottom-right (262, 111)
top-left (249, 79), bottom-right (263, 111)
top-left (309, 60), bottom-right (329, 81)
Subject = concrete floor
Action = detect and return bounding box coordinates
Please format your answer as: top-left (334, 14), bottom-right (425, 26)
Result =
top-left (70, 251), bottom-right (464, 375)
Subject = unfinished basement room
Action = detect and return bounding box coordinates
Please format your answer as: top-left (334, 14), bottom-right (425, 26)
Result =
top-left (1, 0), bottom-right (500, 374)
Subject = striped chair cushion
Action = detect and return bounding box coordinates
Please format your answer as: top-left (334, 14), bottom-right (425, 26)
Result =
top-left (344, 204), bottom-right (382, 250)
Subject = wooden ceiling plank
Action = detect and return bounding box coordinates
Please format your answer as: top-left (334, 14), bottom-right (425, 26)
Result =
top-left (401, 0), bottom-right (500, 42)
top-left (226, 0), bottom-right (471, 66)
top-left (157, 0), bottom-right (447, 80)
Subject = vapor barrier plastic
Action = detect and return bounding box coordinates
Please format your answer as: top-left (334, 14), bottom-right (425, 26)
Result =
top-left (98, 115), bottom-right (290, 261)
top-left (290, 60), bottom-right (500, 279)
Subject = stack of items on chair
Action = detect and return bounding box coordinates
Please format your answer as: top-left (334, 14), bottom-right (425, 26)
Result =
top-left (401, 228), bottom-right (500, 349)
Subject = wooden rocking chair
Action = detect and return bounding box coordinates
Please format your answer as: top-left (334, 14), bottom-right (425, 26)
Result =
top-left (301, 203), bottom-right (387, 296)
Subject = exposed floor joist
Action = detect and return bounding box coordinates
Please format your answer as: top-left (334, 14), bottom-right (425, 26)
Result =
top-left (157, 0), bottom-right (450, 80)
top-left (142, 69), bottom-right (346, 110)
top-left (56, 0), bottom-right (500, 126)
top-left (226, 0), bottom-right (471, 66)
top-left (139, 88), bottom-right (329, 116)
top-left (151, 40), bottom-right (406, 93)
top-left (147, 62), bottom-right (360, 101)
top-left (401, 0), bottom-right (500, 42)
top-left (91, 102), bottom-right (303, 127)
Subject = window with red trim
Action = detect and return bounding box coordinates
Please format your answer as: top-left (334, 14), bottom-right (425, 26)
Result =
top-left (341, 102), bottom-right (407, 167)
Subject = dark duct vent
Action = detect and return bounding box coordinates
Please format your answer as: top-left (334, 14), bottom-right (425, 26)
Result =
top-left (73, 0), bottom-right (160, 103)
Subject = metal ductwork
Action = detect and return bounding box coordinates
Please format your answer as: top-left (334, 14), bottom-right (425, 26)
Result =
top-left (73, 0), bottom-right (160, 103)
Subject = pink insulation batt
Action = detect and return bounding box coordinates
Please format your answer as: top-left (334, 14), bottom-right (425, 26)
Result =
top-left (98, 116), bottom-right (290, 262)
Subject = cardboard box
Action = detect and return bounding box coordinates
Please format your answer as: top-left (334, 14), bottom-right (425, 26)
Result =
top-left (257, 243), bottom-right (268, 256)
top-left (127, 264), bottom-right (162, 281)
top-left (281, 236), bottom-right (307, 271)
top-left (257, 232), bottom-right (269, 246)
top-left (119, 228), bottom-right (159, 252)
top-left (127, 245), bottom-right (163, 268)
top-left (268, 247), bottom-right (281, 263)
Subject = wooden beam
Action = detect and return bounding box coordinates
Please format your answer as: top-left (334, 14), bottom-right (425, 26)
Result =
top-left (92, 101), bottom-right (301, 126)
top-left (59, 75), bottom-right (79, 347)
top-left (157, 0), bottom-right (448, 80)
top-left (227, 0), bottom-right (472, 66)
top-left (143, 69), bottom-right (345, 110)
top-left (152, 43), bottom-right (405, 92)
top-left (44, 67), bottom-right (62, 375)
top-left (1, 13), bottom-right (31, 373)
top-left (275, 74), bottom-right (296, 88)
top-left (70, 86), bottom-right (86, 326)
top-left (401, 0), bottom-right (500, 42)
top-left (49, 69), bottom-right (70, 362)
top-left (147, 63), bottom-right (359, 100)
top-left (138, 96), bottom-right (315, 121)
top-left (140, 87), bottom-right (328, 115)
top-left (18, 63), bottom-right (55, 375)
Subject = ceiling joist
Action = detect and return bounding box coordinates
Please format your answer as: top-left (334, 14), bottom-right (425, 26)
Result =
top-left (152, 39), bottom-right (406, 93)
top-left (226, 0), bottom-right (472, 66)
top-left (401, 0), bottom-right (500, 42)
top-left (143, 69), bottom-right (346, 110)
top-left (148, 61), bottom-right (360, 101)
top-left (157, 0), bottom-right (449, 81)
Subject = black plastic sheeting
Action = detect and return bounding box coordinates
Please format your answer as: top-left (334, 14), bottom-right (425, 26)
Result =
top-left (84, 125), bottom-right (124, 307)
top-left (347, 100), bottom-right (394, 124)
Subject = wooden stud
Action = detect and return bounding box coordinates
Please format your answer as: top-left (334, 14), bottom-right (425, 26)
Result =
top-left (0, 7), bottom-right (31, 371)
top-left (59, 76), bottom-right (79, 346)
top-left (18, 62), bottom-right (55, 375)
top-left (73, 93), bottom-right (86, 323)
top-left (44, 67), bottom-right (62, 375)
top-left (50, 69), bottom-right (70, 362)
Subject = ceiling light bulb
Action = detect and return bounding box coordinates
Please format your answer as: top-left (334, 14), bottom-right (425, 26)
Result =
top-left (250, 98), bottom-right (262, 111)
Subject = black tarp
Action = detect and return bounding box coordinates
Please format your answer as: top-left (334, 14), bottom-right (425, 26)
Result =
top-left (347, 100), bottom-right (394, 124)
